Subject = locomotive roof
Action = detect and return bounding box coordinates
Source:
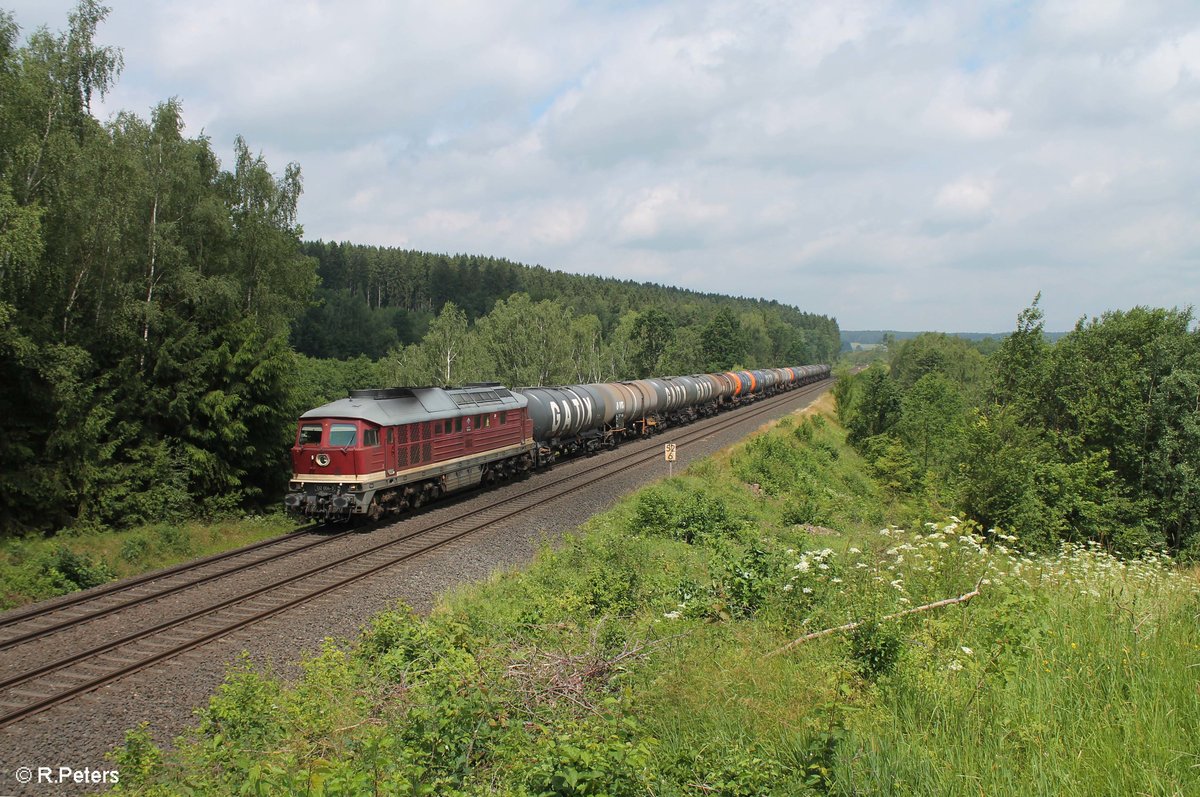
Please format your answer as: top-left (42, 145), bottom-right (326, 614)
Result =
top-left (300, 385), bottom-right (526, 426)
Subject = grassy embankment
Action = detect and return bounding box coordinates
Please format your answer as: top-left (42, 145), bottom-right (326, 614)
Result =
top-left (109, 395), bottom-right (1200, 796)
top-left (0, 515), bottom-right (297, 610)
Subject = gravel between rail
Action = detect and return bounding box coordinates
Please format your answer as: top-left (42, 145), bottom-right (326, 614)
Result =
top-left (0, 382), bottom-right (828, 795)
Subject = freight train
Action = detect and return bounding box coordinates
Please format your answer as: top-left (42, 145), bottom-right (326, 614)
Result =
top-left (284, 365), bottom-right (831, 521)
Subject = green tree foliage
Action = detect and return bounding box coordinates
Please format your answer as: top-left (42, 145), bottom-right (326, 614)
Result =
top-left (842, 364), bottom-right (902, 446)
top-left (895, 372), bottom-right (966, 476)
top-left (290, 288), bottom-right (404, 359)
top-left (888, 331), bottom-right (989, 401)
top-left (630, 307), bottom-right (674, 377)
top-left (991, 295), bottom-right (1051, 410)
top-left (1032, 307), bottom-right (1199, 551)
top-left (701, 307), bottom-right (746, 371)
top-left (0, 6), bottom-right (315, 534)
top-left (475, 293), bottom-right (575, 387)
top-left (836, 304), bottom-right (1199, 555)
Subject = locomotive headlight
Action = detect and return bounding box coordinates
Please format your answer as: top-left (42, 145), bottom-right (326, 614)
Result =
top-left (289, 481), bottom-right (302, 491)
top-left (315, 453), bottom-right (330, 467)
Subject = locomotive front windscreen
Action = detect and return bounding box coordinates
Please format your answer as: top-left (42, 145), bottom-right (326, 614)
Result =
top-left (328, 423), bottom-right (357, 447)
top-left (299, 424), bottom-right (322, 444)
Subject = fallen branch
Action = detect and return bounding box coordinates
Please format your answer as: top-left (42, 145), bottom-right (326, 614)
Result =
top-left (766, 576), bottom-right (984, 658)
top-left (505, 633), bottom-right (683, 715)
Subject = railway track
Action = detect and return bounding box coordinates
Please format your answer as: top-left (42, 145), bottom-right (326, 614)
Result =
top-left (0, 524), bottom-right (341, 650)
top-left (0, 379), bottom-right (829, 728)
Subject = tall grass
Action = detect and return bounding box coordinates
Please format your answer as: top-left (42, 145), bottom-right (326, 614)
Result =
top-left (834, 542), bottom-right (1199, 795)
top-left (0, 514), bottom-right (296, 609)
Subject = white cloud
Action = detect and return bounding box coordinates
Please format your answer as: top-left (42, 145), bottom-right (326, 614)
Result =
top-left (934, 177), bottom-right (994, 217)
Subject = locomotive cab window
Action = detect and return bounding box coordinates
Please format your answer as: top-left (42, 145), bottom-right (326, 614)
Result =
top-left (299, 424), bottom-right (322, 445)
top-left (499, 411), bottom-right (507, 424)
top-left (328, 423), bottom-right (357, 447)
top-left (455, 418), bottom-right (462, 432)
top-left (363, 428), bottom-right (380, 447)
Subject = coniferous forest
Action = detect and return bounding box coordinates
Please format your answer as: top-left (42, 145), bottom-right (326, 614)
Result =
top-left (0, 5), bottom-right (839, 538)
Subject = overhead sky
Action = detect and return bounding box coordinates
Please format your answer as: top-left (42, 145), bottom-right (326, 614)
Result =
top-left (6, 1), bottom-right (1199, 332)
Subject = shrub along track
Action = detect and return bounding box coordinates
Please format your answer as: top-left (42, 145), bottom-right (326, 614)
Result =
top-left (0, 379), bottom-right (829, 729)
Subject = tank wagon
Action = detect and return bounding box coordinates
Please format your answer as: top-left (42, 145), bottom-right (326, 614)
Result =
top-left (286, 364), bottom-right (831, 521)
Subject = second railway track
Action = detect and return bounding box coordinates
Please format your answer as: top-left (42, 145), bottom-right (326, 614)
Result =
top-left (0, 379), bottom-right (829, 728)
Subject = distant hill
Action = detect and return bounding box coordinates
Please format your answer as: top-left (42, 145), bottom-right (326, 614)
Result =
top-left (841, 330), bottom-right (1068, 352)
top-left (295, 242), bottom-right (842, 365)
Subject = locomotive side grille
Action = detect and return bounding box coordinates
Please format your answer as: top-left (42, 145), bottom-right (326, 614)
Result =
top-left (398, 448), bottom-right (408, 467)
top-left (422, 442), bottom-right (432, 461)
top-left (398, 425), bottom-right (409, 444)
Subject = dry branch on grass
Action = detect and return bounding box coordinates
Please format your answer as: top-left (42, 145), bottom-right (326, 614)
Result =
top-left (505, 636), bottom-right (672, 715)
top-left (765, 576), bottom-right (984, 658)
